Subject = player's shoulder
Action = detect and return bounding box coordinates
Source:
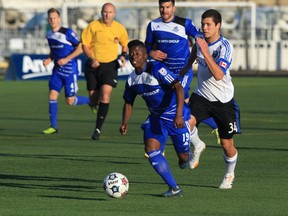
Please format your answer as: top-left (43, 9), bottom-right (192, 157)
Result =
top-left (174, 16), bottom-right (190, 27)
top-left (112, 20), bottom-right (126, 28)
top-left (219, 36), bottom-right (233, 50)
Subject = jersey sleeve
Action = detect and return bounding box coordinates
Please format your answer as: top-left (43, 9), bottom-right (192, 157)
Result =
top-left (119, 24), bottom-right (129, 47)
top-left (81, 23), bottom-right (93, 46)
top-left (145, 22), bottom-right (153, 54)
top-left (123, 79), bottom-right (137, 105)
top-left (66, 29), bottom-right (80, 47)
top-left (217, 40), bottom-right (233, 74)
top-left (185, 19), bottom-right (200, 38)
top-left (152, 62), bottom-right (178, 87)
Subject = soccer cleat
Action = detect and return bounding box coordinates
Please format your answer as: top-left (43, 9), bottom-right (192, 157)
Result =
top-left (162, 187), bottom-right (183, 197)
top-left (219, 173), bottom-right (235, 189)
top-left (211, 128), bottom-right (220, 145)
top-left (91, 128), bottom-right (101, 140)
top-left (144, 151), bottom-right (165, 158)
top-left (43, 127), bottom-right (58, 134)
top-left (189, 142), bottom-right (206, 169)
top-left (89, 104), bottom-right (97, 114)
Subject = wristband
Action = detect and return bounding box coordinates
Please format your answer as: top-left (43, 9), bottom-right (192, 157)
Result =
top-left (120, 51), bottom-right (128, 58)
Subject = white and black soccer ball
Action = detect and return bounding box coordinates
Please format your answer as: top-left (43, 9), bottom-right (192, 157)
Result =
top-left (103, 172), bottom-right (129, 198)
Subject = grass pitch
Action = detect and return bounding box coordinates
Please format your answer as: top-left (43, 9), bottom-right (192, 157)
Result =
top-left (0, 77), bottom-right (287, 216)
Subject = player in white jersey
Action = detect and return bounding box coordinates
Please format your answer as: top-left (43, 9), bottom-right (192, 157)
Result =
top-left (181, 9), bottom-right (241, 189)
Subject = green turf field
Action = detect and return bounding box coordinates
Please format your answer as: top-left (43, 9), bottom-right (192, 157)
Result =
top-left (0, 77), bottom-right (287, 216)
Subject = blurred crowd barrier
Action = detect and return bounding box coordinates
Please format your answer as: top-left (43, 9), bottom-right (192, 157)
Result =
top-left (1, 1), bottom-right (288, 75)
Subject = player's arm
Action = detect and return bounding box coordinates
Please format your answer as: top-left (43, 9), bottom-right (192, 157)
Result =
top-left (119, 46), bottom-right (128, 67)
top-left (196, 38), bottom-right (224, 80)
top-left (172, 80), bottom-right (185, 129)
top-left (43, 52), bottom-right (53, 66)
top-left (57, 43), bottom-right (83, 66)
top-left (179, 44), bottom-right (197, 77)
top-left (119, 102), bottom-right (133, 135)
top-left (145, 22), bottom-right (167, 61)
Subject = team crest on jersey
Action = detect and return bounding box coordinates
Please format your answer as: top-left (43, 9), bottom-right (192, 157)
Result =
top-left (159, 67), bottom-right (167, 76)
top-left (212, 50), bottom-right (219, 59)
top-left (114, 37), bottom-right (119, 43)
top-left (173, 26), bottom-right (179, 32)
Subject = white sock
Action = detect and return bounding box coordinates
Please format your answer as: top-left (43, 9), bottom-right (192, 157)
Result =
top-left (224, 151), bottom-right (238, 175)
top-left (190, 126), bottom-right (203, 150)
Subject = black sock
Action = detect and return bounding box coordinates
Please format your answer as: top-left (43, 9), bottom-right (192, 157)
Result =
top-left (96, 102), bottom-right (109, 131)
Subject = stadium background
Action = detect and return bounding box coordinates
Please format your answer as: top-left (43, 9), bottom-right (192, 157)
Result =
top-left (0, 0), bottom-right (288, 77)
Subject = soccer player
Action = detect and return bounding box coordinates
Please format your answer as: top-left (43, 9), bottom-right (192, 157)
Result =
top-left (145, 0), bottom-right (219, 151)
top-left (182, 9), bottom-right (241, 189)
top-left (81, 2), bottom-right (129, 140)
top-left (42, 8), bottom-right (90, 134)
top-left (119, 40), bottom-right (192, 197)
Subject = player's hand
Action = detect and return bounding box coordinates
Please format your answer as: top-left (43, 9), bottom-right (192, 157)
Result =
top-left (174, 116), bottom-right (184, 129)
top-left (149, 50), bottom-right (167, 61)
top-left (43, 58), bottom-right (51, 67)
top-left (196, 38), bottom-right (209, 55)
top-left (57, 58), bottom-right (69, 66)
top-left (91, 59), bottom-right (100, 68)
top-left (119, 123), bottom-right (128, 135)
top-left (119, 56), bottom-right (127, 68)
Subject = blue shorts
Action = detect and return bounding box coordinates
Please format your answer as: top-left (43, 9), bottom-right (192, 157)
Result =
top-left (141, 115), bottom-right (190, 154)
top-left (49, 72), bottom-right (79, 97)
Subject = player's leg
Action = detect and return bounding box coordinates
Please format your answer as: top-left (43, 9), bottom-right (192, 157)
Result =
top-left (43, 74), bottom-right (62, 134)
top-left (189, 118), bottom-right (206, 169)
top-left (146, 138), bottom-right (182, 197)
top-left (141, 118), bottom-right (166, 158)
top-left (214, 98), bottom-right (241, 189)
top-left (84, 59), bottom-right (98, 113)
top-left (64, 75), bottom-right (90, 106)
top-left (188, 93), bottom-right (209, 169)
top-left (168, 120), bottom-right (191, 169)
top-left (219, 138), bottom-right (238, 189)
top-left (91, 84), bottom-right (112, 140)
top-left (202, 117), bottom-right (220, 144)
top-left (144, 117), bottom-right (182, 197)
top-left (91, 61), bottom-right (118, 140)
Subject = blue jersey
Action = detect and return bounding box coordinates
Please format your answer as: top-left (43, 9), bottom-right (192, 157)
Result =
top-left (46, 27), bottom-right (80, 76)
top-left (145, 16), bottom-right (199, 75)
top-left (123, 61), bottom-right (190, 121)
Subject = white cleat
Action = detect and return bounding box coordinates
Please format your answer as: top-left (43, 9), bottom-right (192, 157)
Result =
top-left (219, 173), bottom-right (235, 189)
top-left (189, 142), bottom-right (206, 169)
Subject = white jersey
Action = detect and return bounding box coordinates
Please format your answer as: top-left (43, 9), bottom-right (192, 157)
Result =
top-left (194, 36), bottom-right (234, 103)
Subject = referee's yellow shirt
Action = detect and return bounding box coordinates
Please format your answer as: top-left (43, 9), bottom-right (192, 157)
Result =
top-left (81, 19), bottom-right (129, 63)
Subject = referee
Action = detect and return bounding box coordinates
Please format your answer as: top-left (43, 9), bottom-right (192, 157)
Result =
top-left (81, 2), bottom-right (129, 140)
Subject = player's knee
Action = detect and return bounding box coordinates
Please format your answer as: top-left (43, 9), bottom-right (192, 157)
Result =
top-left (65, 97), bottom-right (75, 105)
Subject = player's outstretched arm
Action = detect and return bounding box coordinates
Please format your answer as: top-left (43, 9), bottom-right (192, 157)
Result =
top-left (119, 102), bottom-right (133, 135)
top-left (173, 82), bottom-right (185, 129)
top-left (57, 43), bottom-right (83, 66)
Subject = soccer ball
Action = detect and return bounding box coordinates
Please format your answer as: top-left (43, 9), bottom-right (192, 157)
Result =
top-left (103, 172), bottom-right (129, 198)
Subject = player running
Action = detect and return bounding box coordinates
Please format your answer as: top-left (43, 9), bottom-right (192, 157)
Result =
top-left (42, 8), bottom-right (89, 134)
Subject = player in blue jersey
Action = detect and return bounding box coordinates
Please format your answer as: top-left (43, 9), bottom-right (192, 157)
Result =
top-left (181, 9), bottom-right (241, 189)
top-left (145, 0), bottom-right (220, 151)
top-left (42, 8), bottom-right (90, 134)
top-left (119, 40), bottom-right (193, 197)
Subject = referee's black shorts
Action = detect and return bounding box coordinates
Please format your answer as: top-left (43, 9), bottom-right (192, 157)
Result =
top-left (84, 59), bottom-right (120, 91)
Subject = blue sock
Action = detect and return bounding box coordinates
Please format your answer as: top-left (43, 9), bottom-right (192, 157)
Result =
top-left (49, 100), bottom-right (58, 129)
top-left (148, 150), bottom-right (178, 188)
top-left (202, 117), bottom-right (218, 130)
top-left (73, 96), bottom-right (90, 105)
